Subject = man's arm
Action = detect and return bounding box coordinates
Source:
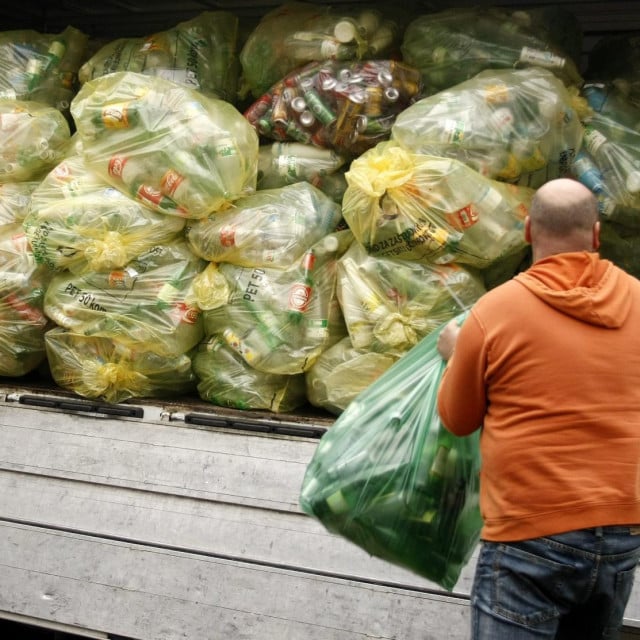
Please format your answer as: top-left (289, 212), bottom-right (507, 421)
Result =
top-left (436, 313), bottom-right (487, 436)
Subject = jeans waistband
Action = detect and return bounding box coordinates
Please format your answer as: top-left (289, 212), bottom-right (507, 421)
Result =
top-left (593, 525), bottom-right (640, 537)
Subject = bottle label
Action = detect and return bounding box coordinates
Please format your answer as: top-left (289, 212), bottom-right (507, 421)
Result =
top-left (277, 155), bottom-right (299, 179)
top-left (160, 168), bottom-right (186, 197)
top-left (108, 268), bottom-right (138, 290)
top-left (219, 225), bottom-right (236, 248)
top-left (169, 302), bottom-right (200, 325)
top-left (442, 119), bottom-right (466, 144)
top-left (448, 204), bottom-right (479, 229)
top-left (305, 318), bottom-right (329, 339)
top-left (483, 83), bottom-right (510, 104)
top-left (223, 328), bottom-right (259, 364)
top-left (519, 47), bottom-right (565, 69)
top-left (107, 155), bottom-right (129, 180)
top-left (288, 283), bottom-right (312, 313)
top-left (5, 292), bottom-right (45, 324)
top-left (583, 127), bottom-right (607, 156)
top-left (100, 102), bottom-right (133, 128)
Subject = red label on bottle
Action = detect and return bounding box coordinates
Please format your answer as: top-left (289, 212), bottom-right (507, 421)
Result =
top-left (448, 204), bottom-right (479, 229)
top-left (5, 293), bottom-right (45, 324)
top-left (136, 184), bottom-right (164, 206)
top-left (302, 250), bottom-right (316, 272)
top-left (219, 225), bottom-right (236, 247)
top-left (169, 302), bottom-right (200, 324)
top-left (288, 283), bottom-right (312, 313)
top-left (108, 155), bottom-right (128, 180)
top-left (11, 232), bottom-right (28, 253)
top-left (160, 169), bottom-right (185, 197)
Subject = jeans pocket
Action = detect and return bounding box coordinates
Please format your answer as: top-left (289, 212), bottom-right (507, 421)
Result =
top-left (603, 565), bottom-right (639, 639)
top-left (487, 542), bottom-right (574, 627)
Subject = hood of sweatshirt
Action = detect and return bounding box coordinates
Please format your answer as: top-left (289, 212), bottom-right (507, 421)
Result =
top-left (514, 251), bottom-right (630, 328)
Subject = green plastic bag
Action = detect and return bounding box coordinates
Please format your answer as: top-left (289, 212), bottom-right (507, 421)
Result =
top-left (299, 312), bottom-right (482, 590)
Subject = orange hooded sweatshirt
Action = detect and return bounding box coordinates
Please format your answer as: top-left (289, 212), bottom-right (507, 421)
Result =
top-left (437, 251), bottom-right (640, 541)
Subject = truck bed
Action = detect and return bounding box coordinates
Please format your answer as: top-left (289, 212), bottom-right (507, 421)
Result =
top-left (1, 382), bottom-right (638, 639)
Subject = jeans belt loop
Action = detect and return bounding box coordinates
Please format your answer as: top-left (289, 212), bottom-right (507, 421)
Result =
top-left (595, 526), bottom-right (604, 537)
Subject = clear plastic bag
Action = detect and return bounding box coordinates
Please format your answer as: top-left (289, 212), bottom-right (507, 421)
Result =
top-left (0, 26), bottom-right (88, 113)
top-left (336, 241), bottom-right (485, 353)
top-left (71, 71), bottom-right (259, 218)
top-left (391, 67), bottom-right (586, 187)
top-left (78, 12), bottom-right (240, 102)
top-left (299, 313), bottom-right (482, 590)
top-left (24, 154), bottom-right (186, 274)
top-left (186, 181), bottom-right (343, 268)
top-left (401, 6), bottom-right (582, 95)
top-left (239, 2), bottom-right (403, 99)
top-left (45, 327), bottom-right (197, 404)
top-left (0, 99), bottom-right (71, 183)
top-left (244, 58), bottom-right (422, 158)
top-left (342, 141), bottom-right (533, 269)
top-left (571, 83), bottom-right (640, 224)
top-left (193, 335), bottom-right (308, 413)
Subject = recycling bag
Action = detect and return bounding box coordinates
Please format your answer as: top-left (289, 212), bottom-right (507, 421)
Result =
top-left (299, 312), bottom-right (482, 590)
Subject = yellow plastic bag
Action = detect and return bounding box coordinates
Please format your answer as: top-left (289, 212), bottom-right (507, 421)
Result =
top-left (186, 182), bottom-right (342, 269)
top-left (193, 336), bottom-right (308, 413)
top-left (392, 67), bottom-right (586, 187)
top-left (401, 7), bottom-right (582, 94)
top-left (342, 141), bottom-right (534, 269)
top-left (79, 12), bottom-right (240, 102)
top-left (201, 230), bottom-right (352, 375)
top-left (71, 71), bottom-right (259, 218)
top-left (239, 2), bottom-right (403, 98)
top-left (44, 239), bottom-right (206, 357)
top-left (25, 154), bottom-right (186, 274)
top-left (0, 26), bottom-right (88, 113)
top-left (0, 99), bottom-right (71, 183)
top-left (305, 336), bottom-right (398, 415)
top-left (45, 327), bottom-right (197, 404)
top-left (336, 241), bottom-right (485, 353)
top-left (0, 193), bottom-right (53, 376)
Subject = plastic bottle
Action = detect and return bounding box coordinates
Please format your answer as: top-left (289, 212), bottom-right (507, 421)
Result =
top-left (287, 249), bottom-right (316, 324)
top-left (210, 136), bottom-right (244, 200)
top-left (158, 151), bottom-right (211, 217)
top-left (583, 125), bottom-right (640, 207)
top-left (285, 32), bottom-right (356, 65)
top-left (259, 142), bottom-right (345, 186)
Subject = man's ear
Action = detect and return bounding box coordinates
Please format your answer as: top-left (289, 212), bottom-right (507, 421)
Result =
top-left (524, 216), bottom-right (532, 244)
top-left (592, 220), bottom-right (601, 251)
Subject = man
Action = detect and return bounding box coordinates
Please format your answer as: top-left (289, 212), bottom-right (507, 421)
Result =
top-left (436, 178), bottom-right (640, 640)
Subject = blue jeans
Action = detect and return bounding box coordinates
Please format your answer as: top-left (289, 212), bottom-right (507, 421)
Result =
top-left (471, 526), bottom-right (640, 640)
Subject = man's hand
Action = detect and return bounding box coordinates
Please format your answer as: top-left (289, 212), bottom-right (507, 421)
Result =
top-left (437, 319), bottom-right (461, 361)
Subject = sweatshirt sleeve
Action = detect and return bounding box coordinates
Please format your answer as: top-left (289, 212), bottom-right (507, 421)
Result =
top-left (437, 311), bottom-right (487, 436)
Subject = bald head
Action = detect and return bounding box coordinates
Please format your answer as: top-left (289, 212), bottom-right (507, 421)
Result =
top-left (526, 178), bottom-right (600, 262)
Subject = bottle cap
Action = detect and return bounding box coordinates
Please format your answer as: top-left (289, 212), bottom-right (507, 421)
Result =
top-left (626, 170), bottom-right (640, 194)
top-left (334, 20), bottom-right (358, 43)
